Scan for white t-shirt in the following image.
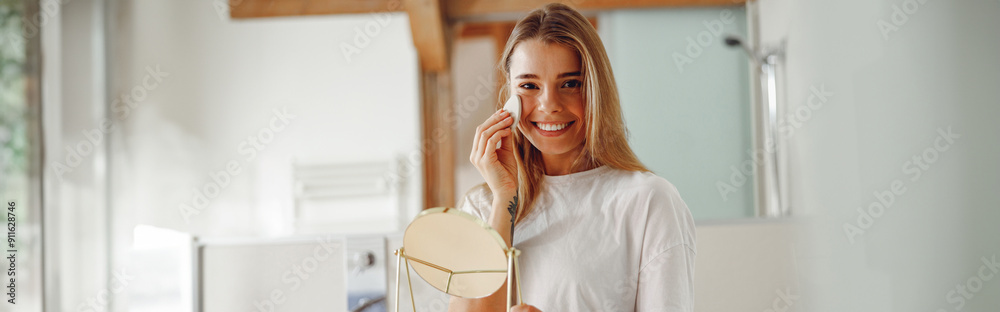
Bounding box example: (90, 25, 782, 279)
(458, 165, 697, 311)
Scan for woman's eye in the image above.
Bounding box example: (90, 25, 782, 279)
(562, 80, 582, 88)
(519, 83, 539, 90)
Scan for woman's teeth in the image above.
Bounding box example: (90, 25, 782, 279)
(536, 122, 571, 131)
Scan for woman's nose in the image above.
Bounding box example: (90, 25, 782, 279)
(536, 88, 562, 113)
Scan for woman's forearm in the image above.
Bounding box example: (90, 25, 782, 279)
(449, 197, 517, 312)
(489, 193, 517, 247)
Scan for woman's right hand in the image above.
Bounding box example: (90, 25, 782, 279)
(470, 109, 518, 200)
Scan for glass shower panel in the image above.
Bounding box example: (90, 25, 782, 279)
(600, 6, 754, 220)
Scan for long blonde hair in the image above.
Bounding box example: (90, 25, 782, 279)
(497, 3, 650, 223)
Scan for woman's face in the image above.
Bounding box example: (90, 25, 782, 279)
(509, 39, 587, 160)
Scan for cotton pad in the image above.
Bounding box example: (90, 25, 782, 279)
(497, 95, 521, 149)
(503, 94, 521, 130)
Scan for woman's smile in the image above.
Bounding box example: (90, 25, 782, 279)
(531, 120, 575, 136)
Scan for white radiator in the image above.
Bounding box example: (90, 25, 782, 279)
(292, 157, 408, 234)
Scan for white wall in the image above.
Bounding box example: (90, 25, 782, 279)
(451, 38, 499, 205)
(109, 0, 421, 234)
(766, 0, 1000, 310)
(694, 219, 801, 312)
(106, 1, 422, 308)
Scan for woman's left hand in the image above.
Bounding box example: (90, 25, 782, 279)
(511, 304, 543, 312)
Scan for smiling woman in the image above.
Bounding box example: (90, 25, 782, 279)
(455, 3, 696, 312)
(508, 40, 588, 175)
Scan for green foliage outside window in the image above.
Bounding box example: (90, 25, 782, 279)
(0, 0, 27, 189)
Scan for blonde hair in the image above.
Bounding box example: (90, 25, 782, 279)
(496, 3, 650, 223)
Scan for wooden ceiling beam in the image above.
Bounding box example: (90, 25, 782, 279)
(228, 0, 743, 19)
(229, 0, 403, 19)
(446, 0, 745, 20)
(457, 17, 597, 62)
(404, 0, 449, 72)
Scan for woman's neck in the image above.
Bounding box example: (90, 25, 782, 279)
(541, 146, 593, 176)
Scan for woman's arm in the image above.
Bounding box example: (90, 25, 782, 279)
(448, 194, 517, 312)
(634, 179, 697, 311)
(634, 244, 696, 311)
(459, 106, 529, 311)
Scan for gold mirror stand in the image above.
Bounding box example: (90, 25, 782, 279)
(393, 247, 523, 312)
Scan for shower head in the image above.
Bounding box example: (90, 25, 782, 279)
(724, 35, 758, 64)
(724, 35, 743, 47)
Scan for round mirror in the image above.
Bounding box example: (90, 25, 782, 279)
(402, 207, 509, 298)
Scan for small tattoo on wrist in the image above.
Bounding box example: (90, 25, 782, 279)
(507, 195, 518, 242)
